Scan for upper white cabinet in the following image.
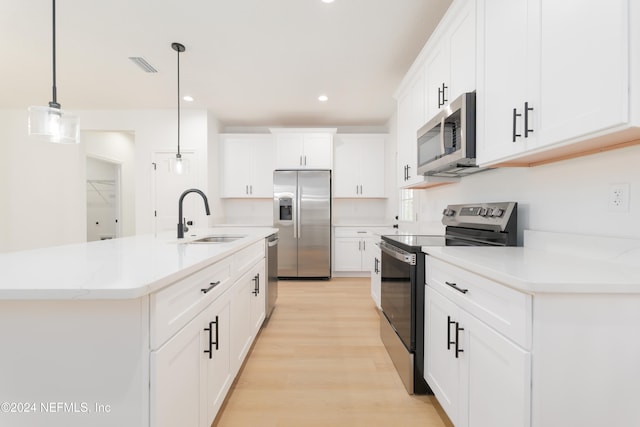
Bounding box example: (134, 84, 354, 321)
(272, 129, 335, 169)
(477, 0, 639, 166)
(334, 134, 386, 198)
(395, 0, 474, 189)
(220, 134, 275, 198)
(397, 72, 425, 187)
(424, 0, 477, 121)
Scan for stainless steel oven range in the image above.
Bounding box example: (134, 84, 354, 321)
(379, 202, 517, 394)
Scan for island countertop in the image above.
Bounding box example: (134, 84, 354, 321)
(0, 227, 277, 300)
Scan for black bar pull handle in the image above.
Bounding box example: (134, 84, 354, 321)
(201, 280, 221, 294)
(445, 281, 469, 294)
(441, 82, 448, 106)
(447, 315, 456, 350)
(203, 316, 219, 359)
(512, 108, 522, 142)
(455, 322, 464, 358)
(252, 274, 260, 296)
(524, 102, 534, 137)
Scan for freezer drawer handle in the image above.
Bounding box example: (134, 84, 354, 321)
(445, 281, 468, 294)
(201, 280, 221, 294)
(203, 316, 219, 359)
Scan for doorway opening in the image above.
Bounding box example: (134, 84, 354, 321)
(86, 157, 121, 242)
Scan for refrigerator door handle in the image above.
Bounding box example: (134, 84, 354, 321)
(296, 184, 302, 239)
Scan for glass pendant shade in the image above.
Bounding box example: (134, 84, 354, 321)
(175, 153, 184, 174)
(28, 106, 79, 144)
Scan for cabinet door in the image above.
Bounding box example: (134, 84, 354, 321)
(397, 72, 425, 186)
(151, 309, 208, 427)
(203, 297, 233, 425)
(230, 272, 253, 376)
(333, 238, 364, 271)
(221, 137, 251, 197)
(249, 137, 275, 197)
(333, 136, 361, 197)
(358, 136, 386, 198)
(538, 0, 629, 147)
(370, 243, 382, 308)
(275, 134, 305, 168)
(424, 42, 450, 121)
(250, 261, 266, 334)
(424, 286, 461, 426)
(476, 0, 537, 165)
(459, 310, 531, 427)
(303, 134, 333, 169)
(448, 0, 477, 101)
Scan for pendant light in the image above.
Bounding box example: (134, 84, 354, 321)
(28, 0, 79, 144)
(172, 42, 186, 174)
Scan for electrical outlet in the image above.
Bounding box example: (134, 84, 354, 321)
(608, 183, 630, 212)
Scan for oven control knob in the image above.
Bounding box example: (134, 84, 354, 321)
(442, 208, 456, 217)
(479, 207, 488, 216)
(491, 208, 504, 218)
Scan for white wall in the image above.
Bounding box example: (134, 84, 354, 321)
(0, 108, 211, 253)
(0, 110, 85, 252)
(406, 143, 640, 241)
(79, 109, 211, 236)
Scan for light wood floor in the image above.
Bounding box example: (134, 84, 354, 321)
(213, 277, 453, 427)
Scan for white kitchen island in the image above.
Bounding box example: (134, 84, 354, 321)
(422, 230, 640, 427)
(0, 227, 276, 427)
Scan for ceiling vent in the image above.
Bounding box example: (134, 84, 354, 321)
(128, 57, 158, 73)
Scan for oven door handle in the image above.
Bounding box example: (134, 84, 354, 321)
(379, 241, 416, 265)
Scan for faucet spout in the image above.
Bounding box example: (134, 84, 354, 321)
(177, 188, 211, 238)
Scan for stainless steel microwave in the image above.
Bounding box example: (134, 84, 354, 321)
(416, 92, 481, 177)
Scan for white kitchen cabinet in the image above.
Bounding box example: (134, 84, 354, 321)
(249, 260, 266, 334)
(370, 239, 381, 308)
(151, 294, 232, 427)
(477, 0, 638, 166)
(334, 227, 383, 274)
(272, 129, 335, 169)
(220, 134, 275, 198)
(425, 256, 532, 427)
(333, 134, 386, 198)
(424, 0, 476, 121)
(396, 71, 425, 187)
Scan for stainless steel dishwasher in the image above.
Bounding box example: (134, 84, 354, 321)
(265, 233, 278, 319)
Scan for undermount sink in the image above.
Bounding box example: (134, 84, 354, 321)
(188, 235, 246, 243)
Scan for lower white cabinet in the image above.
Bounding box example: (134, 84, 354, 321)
(151, 294, 232, 427)
(370, 241, 381, 308)
(231, 259, 266, 375)
(333, 227, 385, 274)
(425, 256, 531, 427)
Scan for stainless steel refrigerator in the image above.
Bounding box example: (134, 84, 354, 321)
(273, 170, 331, 279)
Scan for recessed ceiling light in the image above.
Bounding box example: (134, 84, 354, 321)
(322, 0, 335, 3)
(183, 95, 194, 102)
(318, 95, 329, 102)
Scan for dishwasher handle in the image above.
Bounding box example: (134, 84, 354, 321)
(267, 237, 279, 247)
(379, 241, 416, 265)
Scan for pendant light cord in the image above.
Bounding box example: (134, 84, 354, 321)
(176, 46, 181, 156)
(50, 0, 60, 108)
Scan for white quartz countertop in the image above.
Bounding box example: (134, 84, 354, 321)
(0, 227, 277, 300)
(423, 245, 640, 294)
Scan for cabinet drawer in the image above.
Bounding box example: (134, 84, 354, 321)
(334, 227, 372, 238)
(233, 240, 265, 276)
(151, 258, 232, 349)
(426, 256, 532, 349)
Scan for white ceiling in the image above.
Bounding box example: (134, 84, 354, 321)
(0, 0, 452, 128)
